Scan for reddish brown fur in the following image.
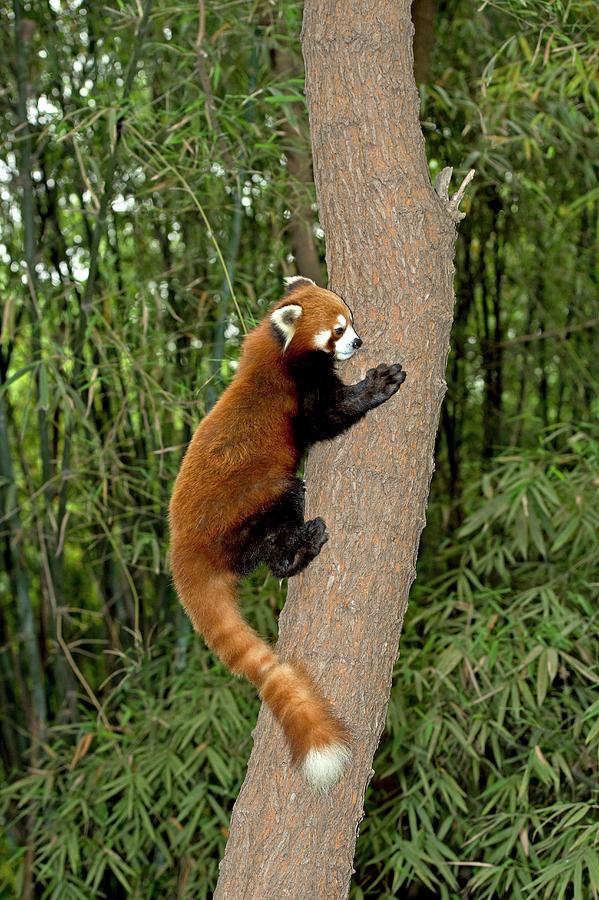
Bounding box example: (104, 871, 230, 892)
(169, 284, 351, 769)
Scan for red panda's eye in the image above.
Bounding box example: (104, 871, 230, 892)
(334, 326, 345, 336)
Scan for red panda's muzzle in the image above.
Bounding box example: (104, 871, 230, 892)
(335, 326, 362, 361)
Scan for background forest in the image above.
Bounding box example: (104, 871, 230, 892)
(1, 0, 598, 897)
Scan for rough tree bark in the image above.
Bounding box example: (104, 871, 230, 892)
(214, 2, 473, 897)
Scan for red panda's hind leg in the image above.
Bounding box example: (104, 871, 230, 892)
(229, 479, 328, 578)
(267, 517, 329, 577)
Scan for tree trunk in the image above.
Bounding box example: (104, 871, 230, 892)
(412, 0, 437, 84)
(214, 2, 472, 897)
(273, 45, 324, 285)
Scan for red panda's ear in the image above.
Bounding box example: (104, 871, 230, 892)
(283, 276, 316, 295)
(271, 304, 302, 351)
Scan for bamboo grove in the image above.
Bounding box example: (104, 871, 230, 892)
(0, 0, 597, 896)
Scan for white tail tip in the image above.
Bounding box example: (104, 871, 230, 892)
(301, 743, 351, 794)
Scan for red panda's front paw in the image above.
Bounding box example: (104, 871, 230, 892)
(365, 363, 406, 407)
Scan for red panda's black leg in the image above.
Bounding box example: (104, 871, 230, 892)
(335, 364, 406, 419)
(266, 517, 329, 578)
(296, 362, 406, 444)
(229, 479, 326, 577)
(228, 480, 328, 579)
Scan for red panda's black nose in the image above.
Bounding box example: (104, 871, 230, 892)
(352, 336, 363, 349)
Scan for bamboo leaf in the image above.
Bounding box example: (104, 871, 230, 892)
(537, 649, 549, 706)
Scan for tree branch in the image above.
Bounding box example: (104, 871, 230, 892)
(498, 317, 599, 348)
(435, 166, 476, 222)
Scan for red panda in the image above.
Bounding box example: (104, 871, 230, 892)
(169, 277, 405, 791)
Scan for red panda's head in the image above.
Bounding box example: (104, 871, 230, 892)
(270, 277, 362, 362)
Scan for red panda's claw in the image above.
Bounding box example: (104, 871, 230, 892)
(304, 517, 329, 553)
(365, 363, 406, 402)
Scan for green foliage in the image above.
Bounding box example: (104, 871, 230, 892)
(2, 433, 598, 897)
(1, 640, 258, 898)
(353, 428, 599, 897)
(0, 0, 313, 743)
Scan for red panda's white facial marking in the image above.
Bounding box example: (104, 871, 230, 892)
(334, 321, 361, 361)
(334, 314, 347, 335)
(312, 314, 361, 359)
(313, 329, 332, 350)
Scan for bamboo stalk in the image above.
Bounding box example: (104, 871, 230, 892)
(0, 389, 47, 740)
(13, 0, 79, 718)
(206, 187, 244, 411)
(55, 0, 154, 647)
(10, 0, 50, 742)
